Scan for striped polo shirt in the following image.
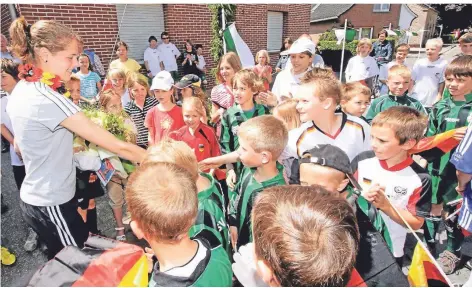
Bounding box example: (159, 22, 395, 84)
(124, 96, 158, 147)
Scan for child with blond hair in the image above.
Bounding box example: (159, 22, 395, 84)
(253, 49, 272, 91)
(345, 38, 379, 84)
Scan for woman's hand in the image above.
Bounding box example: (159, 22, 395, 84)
(226, 169, 237, 190)
(258, 91, 278, 107)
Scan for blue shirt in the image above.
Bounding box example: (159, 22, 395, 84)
(450, 122, 472, 232)
(75, 71, 101, 99)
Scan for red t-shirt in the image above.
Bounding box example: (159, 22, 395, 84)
(145, 105, 185, 145)
(170, 123, 226, 180)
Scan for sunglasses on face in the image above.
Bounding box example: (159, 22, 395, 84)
(162, 37, 169, 40)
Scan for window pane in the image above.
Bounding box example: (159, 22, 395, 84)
(361, 28, 371, 38)
(381, 4, 390, 11)
(267, 11, 283, 51)
(373, 4, 381, 11)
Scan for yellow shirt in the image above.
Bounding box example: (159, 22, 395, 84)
(109, 58, 142, 76)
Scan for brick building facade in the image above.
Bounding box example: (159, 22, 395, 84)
(1, 4, 311, 88)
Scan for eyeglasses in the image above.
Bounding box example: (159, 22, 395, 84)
(162, 37, 169, 40)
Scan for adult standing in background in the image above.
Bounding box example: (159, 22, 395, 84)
(1, 34, 20, 63)
(371, 30, 393, 67)
(158, 31, 180, 80)
(144, 35, 164, 79)
(275, 37, 293, 72)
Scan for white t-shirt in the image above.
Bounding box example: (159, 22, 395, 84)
(345, 55, 379, 83)
(411, 57, 448, 107)
(6, 81, 81, 206)
(197, 55, 206, 71)
(144, 47, 162, 77)
(157, 43, 181, 72)
(280, 111, 371, 161)
(271, 68, 310, 103)
(0, 94, 24, 166)
(121, 89, 131, 108)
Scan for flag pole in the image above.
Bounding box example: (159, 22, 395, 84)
(339, 18, 348, 82)
(418, 28, 424, 60)
(222, 7, 227, 54)
(389, 22, 392, 31)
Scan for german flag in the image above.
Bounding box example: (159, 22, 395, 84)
(27, 235, 148, 287)
(409, 129, 460, 161)
(408, 244, 450, 287)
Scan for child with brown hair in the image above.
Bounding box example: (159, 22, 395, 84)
(458, 32, 472, 56)
(124, 73, 158, 149)
(366, 65, 426, 123)
(251, 185, 359, 286)
(145, 70, 185, 145)
(423, 55, 472, 274)
(352, 106, 432, 266)
(144, 139, 230, 254)
(220, 69, 270, 193)
(253, 49, 272, 91)
(345, 38, 379, 84)
(75, 53, 102, 101)
(341, 82, 371, 119)
(126, 162, 232, 287)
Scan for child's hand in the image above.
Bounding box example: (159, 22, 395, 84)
(226, 169, 237, 190)
(453, 127, 468, 141)
(199, 157, 223, 171)
(258, 91, 278, 107)
(89, 173, 98, 183)
(230, 226, 238, 251)
(144, 247, 155, 273)
(364, 183, 389, 210)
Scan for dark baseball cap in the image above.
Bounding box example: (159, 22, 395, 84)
(300, 144, 352, 175)
(175, 74, 201, 89)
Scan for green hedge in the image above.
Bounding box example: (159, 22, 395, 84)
(317, 31, 396, 55)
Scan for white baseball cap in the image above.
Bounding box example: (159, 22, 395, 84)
(150, 71, 174, 91)
(280, 38, 316, 56)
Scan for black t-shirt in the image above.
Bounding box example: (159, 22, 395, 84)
(182, 49, 199, 76)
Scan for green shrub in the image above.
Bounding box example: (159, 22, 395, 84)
(317, 30, 396, 55)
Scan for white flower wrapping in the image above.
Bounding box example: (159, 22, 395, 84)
(232, 243, 268, 287)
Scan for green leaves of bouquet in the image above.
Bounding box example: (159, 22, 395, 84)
(83, 106, 136, 144)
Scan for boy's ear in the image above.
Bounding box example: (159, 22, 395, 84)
(322, 97, 335, 110)
(337, 178, 350, 192)
(401, 138, 417, 151)
(261, 151, 272, 164)
(130, 220, 145, 240)
(256, 259, 281, 287)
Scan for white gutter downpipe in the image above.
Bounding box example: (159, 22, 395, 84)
(8, 4, 18, 20)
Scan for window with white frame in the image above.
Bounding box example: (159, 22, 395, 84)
(355, 27, 373, 40)
(267, 11, 283, 52)
(373, 4, 390, 12)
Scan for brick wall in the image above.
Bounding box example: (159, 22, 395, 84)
(340, 4, 401, 37)
(163, 4, 215, 87)
(1, 4, 14, 38)
(310, 20, 338, 35)
(234, 4, 311, 68)
(13, 4, 118, 69)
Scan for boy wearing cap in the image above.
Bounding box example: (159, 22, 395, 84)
(144, 35, 164, 78)
(299, 144, 409, 286)
(145, 71, 185, 145)
(351, 106, 432, 266)
(270, 38, 315, 103)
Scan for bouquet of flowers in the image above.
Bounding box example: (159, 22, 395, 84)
(73, 106, 137, 181)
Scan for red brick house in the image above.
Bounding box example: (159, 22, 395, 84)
(1, 4, 311, 86)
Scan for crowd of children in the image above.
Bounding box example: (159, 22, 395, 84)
(2, 17, 472, 286)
